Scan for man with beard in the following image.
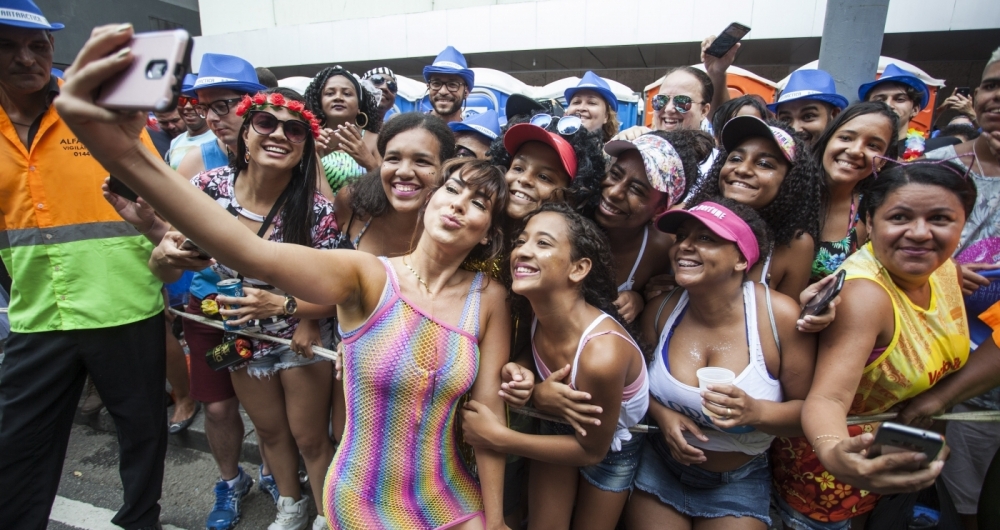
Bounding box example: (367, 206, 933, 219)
(423, 46, 474, 124)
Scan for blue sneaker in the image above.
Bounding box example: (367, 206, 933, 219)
(259, 468, 279, 505)
(206, 467, 253, 530)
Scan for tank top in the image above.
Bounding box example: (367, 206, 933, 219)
(648, 282, 782, 455)
(773, 242, 970, 522)
(530, 313, 649, 452)
(200, 139, 229, 171)
(321, 137, 366, 195)
(811, 197, 861, 282)
(617, 226, 648, 292)
(324, 257, 484, 530)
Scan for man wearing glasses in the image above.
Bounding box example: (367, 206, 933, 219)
(165, 74, 214, 169)
(422, 46, 475, 124)
(362, 66, 398, 122)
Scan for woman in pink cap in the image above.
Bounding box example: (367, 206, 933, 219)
(627, 198, 816, 529)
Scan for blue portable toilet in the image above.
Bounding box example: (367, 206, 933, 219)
(533, 76, 641, 131)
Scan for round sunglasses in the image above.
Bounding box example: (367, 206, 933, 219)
(248, 111, 310, 144)
(529, 113, 583, 135)
(367, 74, 398, 94)
(651, 94, 698, 113)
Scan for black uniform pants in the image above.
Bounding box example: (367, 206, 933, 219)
(0, 313, 167, 529)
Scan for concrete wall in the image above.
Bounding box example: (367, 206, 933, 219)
(35, 0, 201, 67)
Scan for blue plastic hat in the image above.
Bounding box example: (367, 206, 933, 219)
(768, 69, 849, 112)
(423, 46, 475, 89)
(0, 0, 63, 30)
(564, 71, 617, 110)
(193, 54, 266, 95)
(180, 73, 198, 97)
(858, 63, 930, 110)
(449, 109, 501, 141)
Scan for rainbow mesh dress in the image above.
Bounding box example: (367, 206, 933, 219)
(323, 257, 485, 529)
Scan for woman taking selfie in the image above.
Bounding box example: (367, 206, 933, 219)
(462, 203, 648, 530)
(56, 26, 510, 530)
(627, 198, 816, 529)
(772, 160, 975, 529)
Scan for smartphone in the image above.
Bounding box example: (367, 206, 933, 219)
(705, 22, 751, 58)
(107, 175, 139, 202)
(96, 29, 192, 112)
(799, 270, 846, 319)
(869, 422, 946, 466)
(181, 238, 212, 260)
(955, 87, 972, 98)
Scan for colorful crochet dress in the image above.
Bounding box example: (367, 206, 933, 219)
(324, 257, 485, 529)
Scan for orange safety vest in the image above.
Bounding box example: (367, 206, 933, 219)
(0, 81, 162, 332)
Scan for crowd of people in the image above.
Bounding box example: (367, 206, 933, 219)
(1, 1, 1000, 529)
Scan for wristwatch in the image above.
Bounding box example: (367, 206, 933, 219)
(282, 294, 298, 317)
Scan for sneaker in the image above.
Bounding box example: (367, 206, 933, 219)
(311, 516, 327, 530)
(268, 495, 310, 530)
(80, 376, 104, 414)
(206, 467, 254, 530)
(259, 468, 279, 505)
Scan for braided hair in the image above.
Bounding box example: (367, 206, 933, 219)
(304, 66, 383, 133)
(690, 119, 821, 247)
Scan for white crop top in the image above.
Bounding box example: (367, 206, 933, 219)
(532, 313, 649, 452)
(648, 282, 782, 455)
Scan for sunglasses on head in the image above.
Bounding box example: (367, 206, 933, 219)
(651, 94, 696, 113)
(529, 113, 583, 136)
(367, 74, 398, 94)
(248, 111, 311, 144)
(178, 96, 198, 107)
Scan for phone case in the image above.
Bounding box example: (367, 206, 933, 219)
(96, 29, 192, 112)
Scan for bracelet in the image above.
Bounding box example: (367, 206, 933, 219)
(811, 435, 842, 450)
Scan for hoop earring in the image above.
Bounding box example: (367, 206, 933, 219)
(244, 151, 250, 164)
(356, 112, 368, 129)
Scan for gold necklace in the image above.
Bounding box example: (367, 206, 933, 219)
(402, 254, 430, 292)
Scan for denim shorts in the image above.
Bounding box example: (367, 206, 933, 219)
(633, 432, 772, 525)
(539, 419, 642, 493)
(770, 494, 850, 530)
(246, 344, 328, 379)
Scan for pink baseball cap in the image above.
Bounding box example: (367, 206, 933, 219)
(655, 201, 760, 268)
(503, 123, 578, 179)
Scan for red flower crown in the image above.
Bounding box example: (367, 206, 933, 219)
(235, 92, 322, 139)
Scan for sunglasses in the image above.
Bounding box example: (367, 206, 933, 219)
(529, 113, 583, 135)
(367, 74, 398, 94)
(651, 94, 697, 113)
(249, 111, 311, 144)
(195, 97, 244, 119)
(177, 95, 198, 107)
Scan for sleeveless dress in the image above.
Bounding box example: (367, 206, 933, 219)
(324, 257, 485, 530)
(772, 243, 969, 523)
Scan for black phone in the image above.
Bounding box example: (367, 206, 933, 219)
(800, 270, 846, 319)
(107, 175, 139, 202)
(955, 87, 972, 98)
(181, 238, 212, 260)
(869, 422, 946, 467)
(705, 22, 751, 58)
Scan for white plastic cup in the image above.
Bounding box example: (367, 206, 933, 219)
(696, 367, 735, 418)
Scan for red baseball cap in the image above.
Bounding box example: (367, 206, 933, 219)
(503, 123, 578, 179)
(655, 201, 760, 268)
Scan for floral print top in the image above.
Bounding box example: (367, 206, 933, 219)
(190, 166, 343, 360)
(810, 203, 861, 283)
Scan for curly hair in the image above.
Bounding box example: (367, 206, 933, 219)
(348, 113, 456, 219)
(233, 87, 318, 248)
(690, 119, 821, 247)
(516, 202, 649, 359)
(647, 129, 717, 198)
(304, 66, 382, 133)
(684, 196, 772, 266)
(486, 110, 607, 218)
(711, 95, 772, 143)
